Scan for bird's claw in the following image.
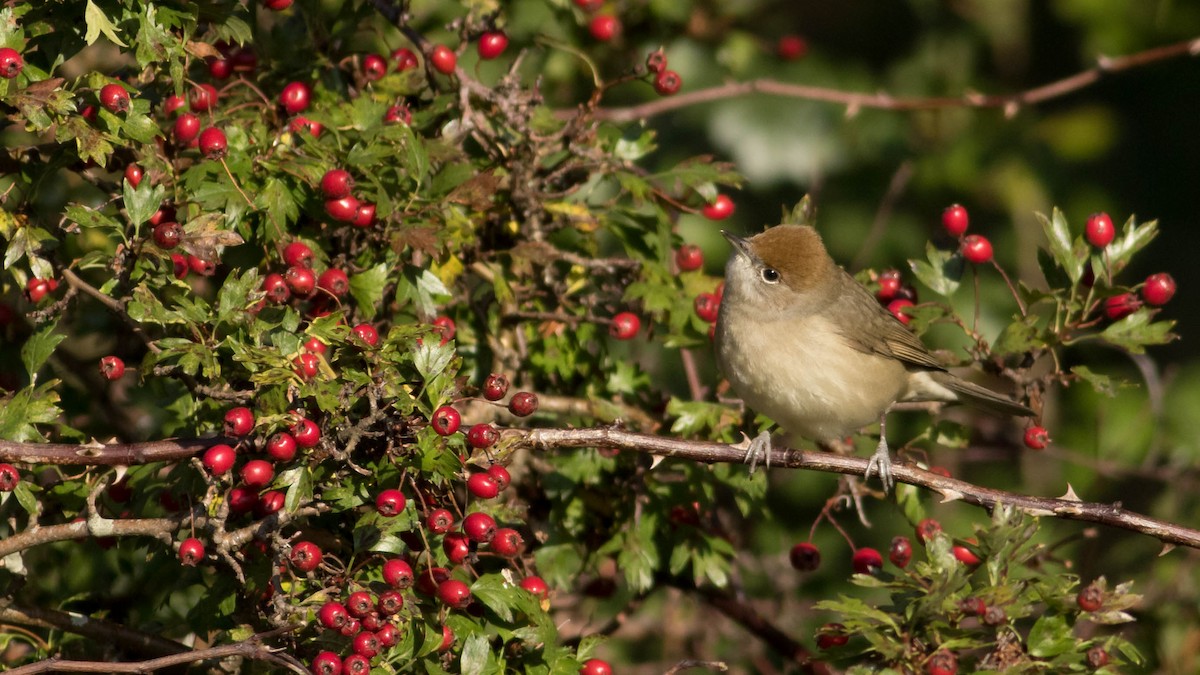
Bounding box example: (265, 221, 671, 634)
(864, 438, 895, 494)
(741, 430, 773, 474)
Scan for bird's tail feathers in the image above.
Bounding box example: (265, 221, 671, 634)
(931, 372, 1034, 418)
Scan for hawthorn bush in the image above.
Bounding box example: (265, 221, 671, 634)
(1, 1, 1198, 673)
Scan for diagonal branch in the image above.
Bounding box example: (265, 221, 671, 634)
(0, 437, 219, 465)
(591, 36, 1200, 123)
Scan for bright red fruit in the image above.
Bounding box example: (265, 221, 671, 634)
(815, 623, 849, 649)
(262, 273, 289, 303)
(99, 356, 125, 380)
(588, 15, 620, 41)
(431, 406, 461, 435)
(437, 579, 472, 609)
(0, 464, 19, 492)
(942, 204, 969, 236)
(483, 373, 509, 401)
(702, 194, 735, 220)
(466, 423, 498, 449)
(439, 624, 455, 651)
(362, 54, 387, 81)
(1086, 212, 1115, 248)
(961, 234, 993, 264)
(178, 538, 205, 566)
(694, 292, 720, 323)
(467, 472, 500, 499)
(1142, 272, 1176, 306)
(1077, 583, 1103, 612)
(1023, 425, 1050, 450)
(376, 488, 407, 516)
(443, 532, 471, 564)
(478, 31, 508, 60)
(290, 116, 323, 137)
(653, 70, 681, 96)
(889, 535, 913, 568)
(318, 601, 348, 630)
(173, 113, 201, 143)
(291, 416, 321, 447)
(162, 94, 186, 115)
(310, 651, 341, 675)
(384, 103, 411, 125)
(282, 241, 313, 268)
(320, 169, 354, 200)
(189, 83, 219, 112)
(241, 459, 273, 488)
(508, 392, 538, 417)
(486, 464, 511, 490)
(490, 527, 523, 556)
(317, 268, 349, 297)
(265, 432, 296, 462)
(789, 542, 820, 571)
(887, 298, 915, 325)
(352, 202, 376, 228)
(223, 407, 254, 436)
(124, 163, 143, 188)
(609, 312, 640, 340)
(325, 196, 360, 222)
(776, 35, 808, 60)
(392, 47, 419, 71)
(293, 352, 321, 380)
(952, 544, 982, 566)
(202, 444, 236, 475)
(520, 575, 549, 599)
(383, 558, 414, 588)
(927, 650, 958, 675)
(352, 323, 379, 347)
(430, 44, 457, 74)
(0, 47, 24, 79)
(228, 486, 258, 514)
(285, 265, 316, 297)
(427, 508, 455, 534)
(99, 83, 130, 113)
(462, 512, 497, 543)
(279, 81, 311, 114)
(152, 221, 182, 249)
(1104, 293, 1141, 320)
(171, 253, 189, 280)
(256, 490, 285, 516)
(852, 547, 883, 575)
(915, 518, 942, 543)
(433, 316, 456, 342)
(675, 244, 703, 272)
(290, 541, 322, 572)
(579, 658, 614, 675)
(378, 589, 404, 615)
(265, 0, 293, 8)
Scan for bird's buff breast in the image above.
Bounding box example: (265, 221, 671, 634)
(716, 312, 906, 440)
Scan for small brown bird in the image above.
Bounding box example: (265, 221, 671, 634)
(715, 224, 1033, 491)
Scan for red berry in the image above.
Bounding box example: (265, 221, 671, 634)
(1104, 293, 1141, 321)
(202, 444, 236, 475)
(376, 488, 407, 517)
(208, 57, 232, 80)
(609, 312, 640, 340)
(588, 15, 620, 41)
(852, 547, 883, 575)
(171, 253, 189, 280)
(646, 50, 668, 73)
(694, 292, 720, 323)
(490, 528, 524, 557)
(377, 623, 399, 647)
(265, 0, 294, 9)
(223, 407, 254, 437)
(443, 532, 471, 564)
(325, 196, 360, 222)
(352, 323, 379, 347)
(228, 486, 258, 514)
(887, 298, 915, 325)
(467, 472, 500, 500)
(162, 94, 186, 115)
(279, 81, 311, 114)
(124, 163, 143, 188)
(789, 542, 820, 571)
(0, 464, 20, 492)
(876, 269, 902, 302)
(352, 202, 376, 228)
(377, 589, 404, 615)
(1086, 646, 1110, 668)
(915, 518, 942, 543)
(520, 575, 549, 599)
(292, 416, 321, 447)
(362, 53, 387, 81)
(437, 578, 472, 609)
(152, 221, 182, 249)
(926, 650, 958, 675)
(343, 654, 369, 675)
(653, 70, 681, 96)
(1142, 272, 1176, 306)
(1077, 583, 1103, 612)
(99, 355, 125, 380)
(815, 622, 849, 649)
(382, 558, 414, 588)
(25, 278, 53, 303)
(346, 591, 373, 618)
(959, 596, 986, 616)
(889, 535, 913, 568)
(483, 373, 509, 401)
(430, 44, 457, 75)
(702, 194, 735, 220)
(478, 31, 508, 60)
(1023, 425, 1050, 450)
(466, 423, 498, 449)
(303, 336, 327, 355)
(203, 127, 240, 161)
(317, 268, 349, 297)
(942, 204, 969, 237)
(675, 244, 703, 272)
(291, 541, 323, 572)
(283, 242, 314, 268)
(384, 103, 412, 125)
(961, 234, 993, 264)
(99, 83, 131, 114)
(241, 459, 274, 488)
(952, 544, 981, 566)
(290, 116, 323, 137)
(189, 83, 218, 112)
(262, 273, 289, 303)
(427, 508, 455, 534)
(463, 512, 497, 543)
(179, 537, 205, 566)
(320, 169, 354, 201)
(486, 464, 511, 490)
(173, 113, 201, 143)
(776, 35, 808, 60)
(392, 47, 419, 71)
(256, 490, 285, 516)
(1086, 212, 1115, 248)
(318, 601, 349, 630)
(508, 392, 538, 417)
(340, 619, 361, 638)
(439, 623, 455, 651)
(0, 47, 24, 79)
(431, 406, 461, 435)
(433, 316, 456, 343)
(310, 651, 341, 675)
(285, 265, 316, 297)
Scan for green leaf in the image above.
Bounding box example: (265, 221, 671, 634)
(0, 383, 62, 442)
(123, 180, 165, 230)
(1037, 208, 1085, 283)
(216, 268, 260, 323)
(20, 319, 65, 383)
(1071, 365, 1123, 397)
(1106, 216, 1158, 271)
(84, 0, 127, 47)
(349, 263, 388, 320)
(1027, 615, 1074, 657)
(908, 242, 964, 296)
(993, 314, 1046, 355)
(459, 632, 490, 675)
(471, 574, 516, 622)
(13, 480, 40, 517)
(1099, 310, 1176, 354)
(282, 466, 313, 513)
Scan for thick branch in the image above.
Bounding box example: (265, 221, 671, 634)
(0, 605, 187, 660)
(0, 515, 184, 558)
(592, 37, 1200, 123)
(516, 427, 1200, 550)
(0, 437, 219, 465)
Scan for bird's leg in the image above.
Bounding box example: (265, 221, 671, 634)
(743, 430, 773, 473)
(863, 412, 895, 493)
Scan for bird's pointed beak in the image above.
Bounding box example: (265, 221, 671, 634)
(721, 230, 753, 258)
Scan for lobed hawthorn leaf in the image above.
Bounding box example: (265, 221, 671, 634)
(909, 241, 964, 296)
(1099, 310, 1177, 354)
(1036, 208, 1087, 283)
(459, 632, 491, 675)
(122, 178, 164, 231)
(20, 319, 65, 383)
(1107, 215, 1158, 272)
(1071, 365, 1123, 397)
(349, 263, 388, 320)
(0, 382, 61, 442)
(84, 0, 127, 47)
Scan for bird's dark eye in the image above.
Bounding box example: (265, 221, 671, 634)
(760, 267, 780, 283)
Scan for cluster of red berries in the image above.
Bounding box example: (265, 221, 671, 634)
(320, 168, 377, 228)
(25, 276, 59, 303)
(941, 204, 993, 264)
(308, 562, 414, 674)
(644, 48, 681, 96)
(874, 268, 920, 325)
(199, 407, 321, 514)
